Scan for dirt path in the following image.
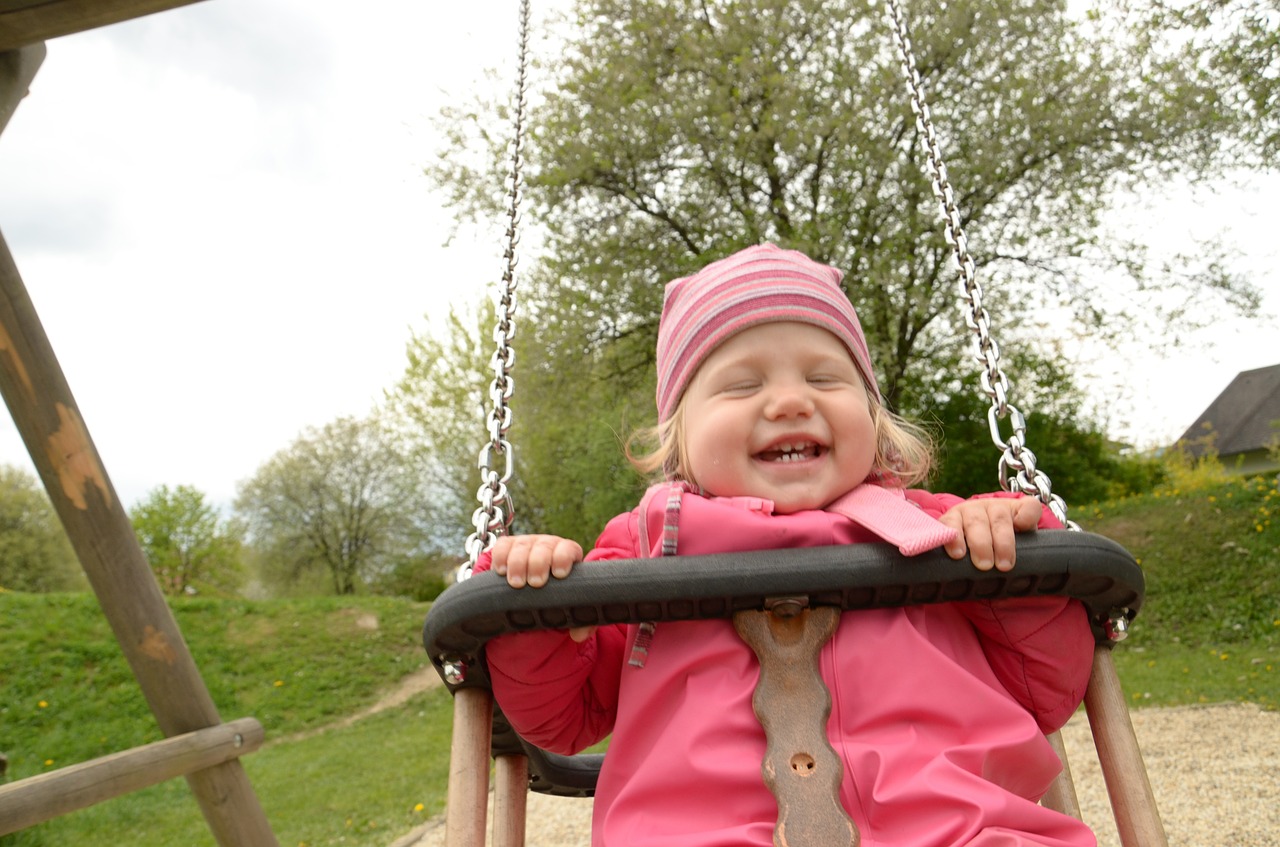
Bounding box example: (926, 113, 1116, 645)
(394, 702, 1280, 847)
(268, 666, 442, 748)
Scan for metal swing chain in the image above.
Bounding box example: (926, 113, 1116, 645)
(882, 0, 1076, 530)
(461, 0, 533, 578)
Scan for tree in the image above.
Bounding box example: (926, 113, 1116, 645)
(129, 484, 243, 596)
(1141, 0, 1280, 159)
(924, 355, 1166, 505)
(0, 464, 83, 592)
(390, 299, 652, 547)
(423, 0, 1258, 537)
(234, 415, 433, 595)
(385, 303, 493, 556)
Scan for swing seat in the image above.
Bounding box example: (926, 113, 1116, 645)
(423, 531, 1166, 845)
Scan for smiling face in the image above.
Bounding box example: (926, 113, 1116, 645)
(679, 322, 878, 514)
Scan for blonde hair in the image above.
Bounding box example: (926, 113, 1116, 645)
(627, 387, 936, 491)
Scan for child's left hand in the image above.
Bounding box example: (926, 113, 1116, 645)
(939, 497, 1043, 572)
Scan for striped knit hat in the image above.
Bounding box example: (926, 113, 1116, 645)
(655, 243, 879, 422)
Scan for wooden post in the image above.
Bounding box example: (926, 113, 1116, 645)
(492, 754, 529, 847)
(1084, 647, 1168, 847)
(446, 687, 494, 847)
(1041, 730, 1083, 820)
(1, 45, 44, 135)
(0, 196, 278, 842)
(0, 717, 265, 834)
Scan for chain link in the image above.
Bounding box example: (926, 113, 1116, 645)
(882, 0, 1076, 529)
(460, 0, 533, 577)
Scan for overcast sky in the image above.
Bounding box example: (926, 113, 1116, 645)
(1, 0, 1276, 517)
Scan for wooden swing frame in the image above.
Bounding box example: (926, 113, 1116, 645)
(1, 4, 277, 844)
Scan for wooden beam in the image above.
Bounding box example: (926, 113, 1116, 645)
(0, 43, 43, 137)
(1084, 648, 1169, 847)
(0, 232, 279, 846)
(1042, 729, 1083, 820)
(492, 755, 529, 847)
(446, 688, 494, 847)
(0, 0, 209, 51)
(0, 718, 265, 835)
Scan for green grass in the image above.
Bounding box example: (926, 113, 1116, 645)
(1083, 472, 1280, 709)
(2, 689, 454, 847)
(0, 594, 444, 847)
(1, 472, 1276, 844)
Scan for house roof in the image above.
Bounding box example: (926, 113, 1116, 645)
(1179, 363, 1280, 457)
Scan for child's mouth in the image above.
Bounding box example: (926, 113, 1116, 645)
(756, 441, 824, 463)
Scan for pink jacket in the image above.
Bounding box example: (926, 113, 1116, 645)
(481, 487, 1096, 847)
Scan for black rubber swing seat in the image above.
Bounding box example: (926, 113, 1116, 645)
(422, 530, 1143, 797)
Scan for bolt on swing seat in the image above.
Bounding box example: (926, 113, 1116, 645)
(421, 1, 1170, 845)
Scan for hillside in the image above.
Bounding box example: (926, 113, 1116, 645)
(0, 595, 450, 846)
(1084, 473, 1278, 709)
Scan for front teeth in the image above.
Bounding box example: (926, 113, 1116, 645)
(769, 442, 815, 462)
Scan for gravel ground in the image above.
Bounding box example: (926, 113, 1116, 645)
(396, 702, 1279, 847)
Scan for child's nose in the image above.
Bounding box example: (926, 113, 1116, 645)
(764, 381, 815, 419)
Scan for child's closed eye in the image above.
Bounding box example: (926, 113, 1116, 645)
(714, 374, 762, 395)
(806, 372, 855, 388)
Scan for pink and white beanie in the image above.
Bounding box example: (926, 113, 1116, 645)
(655, 243, 879, 422)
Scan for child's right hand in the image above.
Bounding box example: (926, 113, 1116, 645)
(491, 534, 584, 589)
(490, 534, 594, 642)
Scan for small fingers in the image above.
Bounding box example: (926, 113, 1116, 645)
(985, 502, 1020, 572)
(940, 500, 1037, 572)
(491, 535, 583, 589)
(1012, 497, 1044, 531)
(940, 510, 969, 561)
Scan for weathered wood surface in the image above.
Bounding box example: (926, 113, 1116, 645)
(0, 718, 265, 835)
(1085, 648, 1170, 847)
(445, 687, 495, 847)
(0, 43, 42, 136)
(0, 230, 278, 844)
(0, 0, 206, 50)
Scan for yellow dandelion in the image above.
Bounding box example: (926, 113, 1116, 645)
(414, 803, 425, 813)
(273, 680, 284, 688)
(38, 700, 48, 708)
(44, 759, 54, 766)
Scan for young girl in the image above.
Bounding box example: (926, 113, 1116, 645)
(477, 244, 1096, 846)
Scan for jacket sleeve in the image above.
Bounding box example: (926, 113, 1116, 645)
(476, 511, 640, 754)
(908, 489, 1095, 734)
